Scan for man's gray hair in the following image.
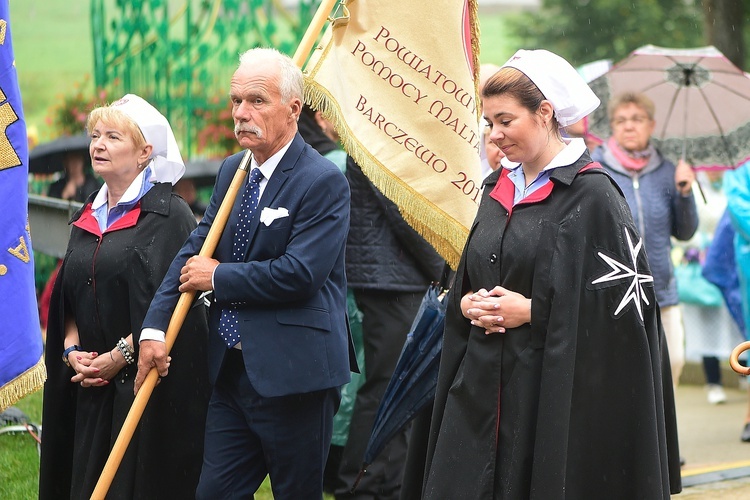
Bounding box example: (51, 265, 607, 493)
(238, 47, 303, 104)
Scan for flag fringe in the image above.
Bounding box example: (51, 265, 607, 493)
(0, 356, 46, 412)
(303, 0, 482, 269)
(305, 81, 466, 269)
(468, 0, 481, 113)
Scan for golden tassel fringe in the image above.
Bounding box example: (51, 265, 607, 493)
(0, 356, 46, 412)
(303, 4, 483, 269)
(305, 81, 467, 269)
(468, 0, 482, 122)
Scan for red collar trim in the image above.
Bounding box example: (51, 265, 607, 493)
(489, 169, 516, 215)
(579, 161, 602, 173)
(488, 162, 602, 214)
(489, 168, 555, 215)
(72, 202, 142, 236)
(72, 204, 101, 236)
(517, 181, 554, 206)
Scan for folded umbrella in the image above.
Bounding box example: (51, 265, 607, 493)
(358, 283, 446, 477)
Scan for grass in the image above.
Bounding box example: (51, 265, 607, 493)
(0, 389, 42, 500)
(10, 1, 93, 143)
(478, 11, 521, 66)
(0, 388, 281, 499)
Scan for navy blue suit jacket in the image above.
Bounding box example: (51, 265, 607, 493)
(143, 133, 352, 397)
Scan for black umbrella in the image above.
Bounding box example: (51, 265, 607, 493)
(28, 133, 91, 175)
(355, 284, 446, 487)
(183, 158, 221, 188)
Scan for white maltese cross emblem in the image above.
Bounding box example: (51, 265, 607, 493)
(591, 228, 654, 321)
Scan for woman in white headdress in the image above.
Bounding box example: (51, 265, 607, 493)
(421, 51, 681, 499)
(40, 95, 210, 500)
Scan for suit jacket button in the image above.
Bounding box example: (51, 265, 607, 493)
(489, 253, 498, 264)
(86, 278, 93, 285)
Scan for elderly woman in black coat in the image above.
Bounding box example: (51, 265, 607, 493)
(40, 94, 210, 500)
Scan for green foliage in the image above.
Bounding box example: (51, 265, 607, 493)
(33, 252, 59, 302)
(0, 390, 43, 500)
(195, 96, 240, 159)
(90, 0, 318, 158)
(505, 0, 705, 66)
(10, 1, 94, 142)
(478, 13, 523, 66)
(45, 75, 111, 137)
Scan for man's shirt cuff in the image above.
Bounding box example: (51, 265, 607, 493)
(140, 328, 166, 343)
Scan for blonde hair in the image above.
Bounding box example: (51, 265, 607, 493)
(86, 106, 147, 149)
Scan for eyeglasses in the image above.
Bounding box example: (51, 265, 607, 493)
(611, 115, 650, 127)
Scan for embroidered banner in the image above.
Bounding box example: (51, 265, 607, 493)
(303, 0, 481, 267)
(0, 0, 46, 411)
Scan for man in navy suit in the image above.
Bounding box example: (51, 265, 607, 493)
(135, 47, 352, 499)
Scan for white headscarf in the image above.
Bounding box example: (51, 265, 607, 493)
(501, 49, 600, 127)
(110, 94, 185, 184)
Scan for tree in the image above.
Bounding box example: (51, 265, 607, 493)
(702, 0, 745, 69)
(506, 0, 706, 67)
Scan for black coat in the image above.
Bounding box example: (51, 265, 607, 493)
(423, 156, 681, 499)
(345, 157, 444, 291)
(40, 183, 210, 500)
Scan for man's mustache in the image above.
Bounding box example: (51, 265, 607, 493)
(234, 124, 263, 138)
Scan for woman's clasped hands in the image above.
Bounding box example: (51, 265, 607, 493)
(70, 347, 174, 388)
(69, 348, 132, 388)
(461, 286, 532, 335)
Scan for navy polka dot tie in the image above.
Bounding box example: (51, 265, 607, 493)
(218, 167, 264, 349)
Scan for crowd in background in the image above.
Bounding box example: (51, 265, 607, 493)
(23, 46, 750, 499)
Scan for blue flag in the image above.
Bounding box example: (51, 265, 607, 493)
(0, 0, 46, 411)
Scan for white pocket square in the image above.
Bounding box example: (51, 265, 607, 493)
(260, 207, 289, 226)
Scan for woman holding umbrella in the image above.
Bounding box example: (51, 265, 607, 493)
(39, 94, 210, 499)
(592, 92, 699, 390)
(422, 50, 681, 499)
(47, 150, 101, 203)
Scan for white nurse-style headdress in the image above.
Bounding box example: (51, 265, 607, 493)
(110, 94, 185, 185)
(502, 49, 600, 127)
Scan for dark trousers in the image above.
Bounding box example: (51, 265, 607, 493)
(335, 289, 424, 500)
(196, 348, 339, 500)
(702, 355, 722, 385)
